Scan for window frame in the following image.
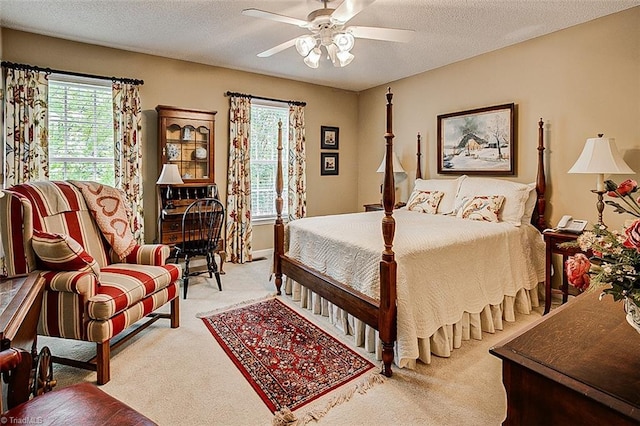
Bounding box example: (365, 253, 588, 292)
(47, 74, 115, 185)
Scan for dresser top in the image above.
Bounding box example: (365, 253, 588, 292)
(492, 291, 640, 416)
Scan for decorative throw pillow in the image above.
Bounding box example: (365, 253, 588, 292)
(413, 176, 465, 214)
(32, 229, 101, 277)
(407, 190, 444, 214)
(455, 195, 505, 222)
(455, 177, 531, 226)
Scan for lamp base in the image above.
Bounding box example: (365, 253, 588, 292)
(591, 189, 606, 228)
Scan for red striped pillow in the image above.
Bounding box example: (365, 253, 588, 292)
(32, 230, 101, 277)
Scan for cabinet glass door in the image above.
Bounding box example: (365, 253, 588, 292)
(164, 121, 210, 181)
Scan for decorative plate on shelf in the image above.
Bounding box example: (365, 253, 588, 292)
(166, 143, 180, 160)
(194, 147, 207, 159)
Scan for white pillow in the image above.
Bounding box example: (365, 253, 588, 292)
(413, 176, 465, 214)
(455, 177, 532, 226)
(522, 183, 538, 225)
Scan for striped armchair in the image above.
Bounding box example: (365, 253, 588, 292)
(0, 181, 180, 385)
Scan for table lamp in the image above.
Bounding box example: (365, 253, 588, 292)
(377, 151, 406, 203)
(568, 134, 635, 226)
(156, 164, 184, 209)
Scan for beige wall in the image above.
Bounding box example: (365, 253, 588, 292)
(1, 29, 360, 249)
(359, 7, 640, 231)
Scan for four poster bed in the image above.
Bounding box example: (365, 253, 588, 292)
(273, 90, 547, 376)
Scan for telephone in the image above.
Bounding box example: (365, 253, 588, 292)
(556, 215, 588, 233)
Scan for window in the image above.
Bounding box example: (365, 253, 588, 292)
(250, 101, 288, 222)
(48, 76, 115, 185)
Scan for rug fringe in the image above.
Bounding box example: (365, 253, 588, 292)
(195, 293, 277, 318)
(272, 371, 385, 426)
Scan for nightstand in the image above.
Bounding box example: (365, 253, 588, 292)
(364, 203, 383, 212)
(542, 230, 589, 315)
(363, 202, 406, 212)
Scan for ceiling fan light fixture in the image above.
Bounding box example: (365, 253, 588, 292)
(336, 50, 354, 67)
(304, 47, 322, 68)
(295, 34, 316, 57)
(333, 32, 355, 52)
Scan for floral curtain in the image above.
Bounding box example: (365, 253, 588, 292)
(3, 67, 49, 186)
(226, 96, 253, 263)
(112, 82, 144, 243)
(288, 104, 306, 220)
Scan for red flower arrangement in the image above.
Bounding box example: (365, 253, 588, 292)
(565, 179, 640, 305)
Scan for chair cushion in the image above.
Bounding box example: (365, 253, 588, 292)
(32, 230, 101, 278)
(87, 264, 181, 320)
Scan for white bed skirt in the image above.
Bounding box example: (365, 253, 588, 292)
(284, 278, 541, 368)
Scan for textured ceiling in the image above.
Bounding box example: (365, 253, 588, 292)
(1, 0, 638, 91)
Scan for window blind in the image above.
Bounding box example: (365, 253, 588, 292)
(48, 77, 115, 185)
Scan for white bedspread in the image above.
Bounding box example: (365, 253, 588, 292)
(286, 209, 545, 366)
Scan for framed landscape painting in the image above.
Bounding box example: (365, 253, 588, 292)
(437, 103, 515, 175)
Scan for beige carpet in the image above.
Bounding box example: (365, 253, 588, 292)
(41, 256, 546, 425)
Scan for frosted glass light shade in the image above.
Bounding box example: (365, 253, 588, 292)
(336, 50, 354, 67)
(377, 151, 406, 174)
(333, 33, 355, 52)
(156, 164, 184, 185)
(304, 48, 321, 68)
(295, 35, 316, 57)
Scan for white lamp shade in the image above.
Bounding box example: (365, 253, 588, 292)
(377, 151, 406, 174)
(156, 164, 184, 185)
(568, 137, 634, 175)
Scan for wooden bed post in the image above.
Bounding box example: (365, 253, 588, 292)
(274, 120, 284, 295)
(416, 133, 422, 180)
(379, 88, 397, 377)
(535, 118, 547, 230)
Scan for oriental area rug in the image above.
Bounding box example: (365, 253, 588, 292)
(201, 297, 378, 414)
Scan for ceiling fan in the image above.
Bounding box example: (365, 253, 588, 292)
(242, 0, 415, 68)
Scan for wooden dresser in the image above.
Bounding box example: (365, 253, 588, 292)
(490, 291, 640, 425)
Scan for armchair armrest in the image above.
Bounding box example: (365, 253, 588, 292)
(0, 348, 32, 409)
(111, 244, 170, 266)
(40, 270, 98, 297)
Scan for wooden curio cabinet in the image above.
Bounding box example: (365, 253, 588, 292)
(157, 105, 216, 183)
(156, 105, 225, 271)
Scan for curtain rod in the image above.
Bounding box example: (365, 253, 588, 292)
(225, 91, 306, 107)
(1, 61, 144, 86)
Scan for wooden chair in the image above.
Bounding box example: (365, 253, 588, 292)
(0, 347, 156, 425)
(172, 198, 225, 298)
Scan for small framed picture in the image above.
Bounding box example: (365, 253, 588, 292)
(321, 126, 339, 150)
(321, 153, 339, 176)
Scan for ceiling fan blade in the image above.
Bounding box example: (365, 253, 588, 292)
(348, 26, 415, 43)
(257, 38, 298, 58)
(242, 8, 309, 28)
(331, 0, 377, 24)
